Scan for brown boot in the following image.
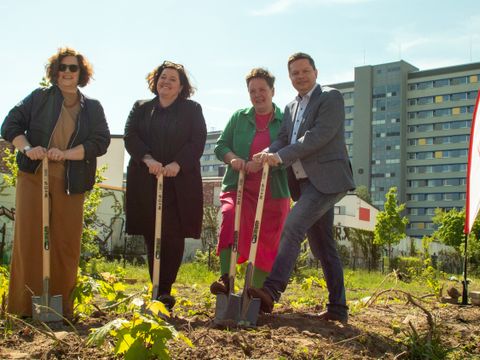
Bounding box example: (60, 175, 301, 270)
(248, 287, 274, 313)
(210, 274, 229, 295)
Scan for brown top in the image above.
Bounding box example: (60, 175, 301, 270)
(50, 92, 80, 151)
(49, 92, 80, 177)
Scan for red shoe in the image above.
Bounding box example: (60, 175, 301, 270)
(247, 287, 274, 313)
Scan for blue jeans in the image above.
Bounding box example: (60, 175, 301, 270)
(263, 180, 348, 317)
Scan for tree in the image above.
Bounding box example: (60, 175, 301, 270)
(432, 208, 466, 250)
(355, 185, 372, 203)
(344, 227, 380, 271)
(432, 207, 480, 274)
(374, 187, 408, 264)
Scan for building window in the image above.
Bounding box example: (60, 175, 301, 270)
(451, 76, 467, 85)
(451, 92, 467, 101)
(417, 81, 433, 90)
(418, 96, 434, 105)
(434, 79, 449, 87)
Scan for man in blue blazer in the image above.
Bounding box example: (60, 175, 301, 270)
(250, 52, 355, 323)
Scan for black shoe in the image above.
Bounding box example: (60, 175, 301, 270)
(157, 294, 176, 310)
(210, 274, 229, 295)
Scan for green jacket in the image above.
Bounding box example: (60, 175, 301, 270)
(215, 104, 290, 198)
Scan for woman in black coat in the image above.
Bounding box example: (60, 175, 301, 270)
(124, 61, 207, 309)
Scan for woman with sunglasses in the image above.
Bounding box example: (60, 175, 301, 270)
(124, 61, 206, 310)
(1, 47, 110, 318)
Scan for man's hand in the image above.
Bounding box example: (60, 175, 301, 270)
(163, 161, 180, 177)
(253, 151, 281, 166)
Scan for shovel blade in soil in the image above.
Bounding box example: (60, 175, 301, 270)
(32, 294, 63, 322)
(239, 297, 261, 327)
(214, 293, 242, 324)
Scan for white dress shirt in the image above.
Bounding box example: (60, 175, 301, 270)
(289, 84, 318, 179)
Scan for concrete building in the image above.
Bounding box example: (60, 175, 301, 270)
(200, 130, 224, 177)
(330, 61, 479, 238)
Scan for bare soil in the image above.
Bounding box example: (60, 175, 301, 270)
(1, 286, 479, 359)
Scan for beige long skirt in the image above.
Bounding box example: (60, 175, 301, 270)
(7, 162, 84, 318)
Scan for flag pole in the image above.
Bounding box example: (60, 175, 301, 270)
(461, 232, 468, 305)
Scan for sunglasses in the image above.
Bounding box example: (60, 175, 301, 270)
(58, 64, 79, 72)
(162, 60, 184, 70)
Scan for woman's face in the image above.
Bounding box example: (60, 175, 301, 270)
(57, 55, 80, 89)
(248, 78, 274, 115)
(157, 68, 183, 100)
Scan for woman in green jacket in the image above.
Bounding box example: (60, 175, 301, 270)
(210, 68, 290, 294)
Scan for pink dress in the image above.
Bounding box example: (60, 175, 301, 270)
(217, 113, 290, 272)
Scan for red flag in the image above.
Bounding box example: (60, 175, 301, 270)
(465, 92, 480, 234)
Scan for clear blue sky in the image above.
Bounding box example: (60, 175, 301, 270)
(1, 0, 479, 135)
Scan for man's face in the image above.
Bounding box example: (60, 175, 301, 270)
(288, 58, 318, 96)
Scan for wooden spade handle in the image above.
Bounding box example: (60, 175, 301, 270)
(228, 170, 245, 293)
(152, 174, 163, 300)
(42, 157, 50, 287)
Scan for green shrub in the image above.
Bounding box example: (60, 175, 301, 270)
(391, 256, 423, 276)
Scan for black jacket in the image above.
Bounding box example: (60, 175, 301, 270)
(124, 97, 207, 238)
(1, 85, 110, 194)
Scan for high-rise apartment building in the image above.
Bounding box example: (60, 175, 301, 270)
(331, 60, 479, 238)
(201, 130, 224, 177)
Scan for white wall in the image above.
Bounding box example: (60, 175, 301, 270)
(97, 136, 125, 188)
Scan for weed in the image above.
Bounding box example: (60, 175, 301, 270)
(87, 301, 192, 359)
(401, 321, 450, 359)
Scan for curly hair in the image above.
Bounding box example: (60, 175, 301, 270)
(45, 47, 94, 87)
(146, 61, 195, 99)
(245, 68, 275, 89)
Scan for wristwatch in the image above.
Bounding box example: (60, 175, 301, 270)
(22, 145, 32, 155)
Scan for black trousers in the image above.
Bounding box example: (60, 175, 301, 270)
(143, 233, 185, 295)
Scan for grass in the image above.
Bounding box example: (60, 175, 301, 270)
(83, 258, 480, 308)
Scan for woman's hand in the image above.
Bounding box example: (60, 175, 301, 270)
(25, 146, 47, 160)
(163, 161, 180, 177)
(245, 160, 262, 174)
(143, 155, 163, 176)
(47, 147, 66, 161)
(230, 158, 246, 172)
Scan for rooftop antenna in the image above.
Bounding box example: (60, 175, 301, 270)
(399, 43, 402, 60)
(363, 46, 366, 65)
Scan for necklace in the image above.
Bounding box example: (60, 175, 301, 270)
(255, 111, 274, 132)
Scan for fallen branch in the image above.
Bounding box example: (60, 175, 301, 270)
(33, 304, 79, 336)
(364, 288, 435, 342)
(6, 313, 70, 347)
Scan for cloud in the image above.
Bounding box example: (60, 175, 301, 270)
(250, 0, 372, 16)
